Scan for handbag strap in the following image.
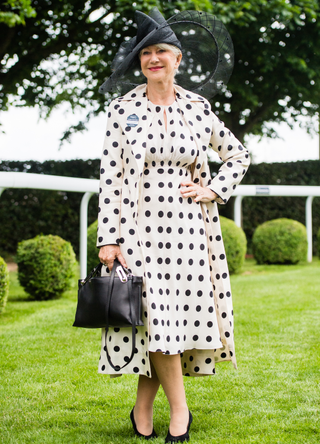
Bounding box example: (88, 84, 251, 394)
(104, 260, 138, 371)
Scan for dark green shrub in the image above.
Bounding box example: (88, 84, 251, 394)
(0, 257, 9, 314)
(0, 159, 99, 258)
(17, 235, 76, 300)
(87, 220, 99, 273)
(318, 227, 320, 259)
(220, 216, 247, 274)
(253, 218, 307, 264)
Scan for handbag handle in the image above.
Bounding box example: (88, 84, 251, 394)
(104, 259, 138, 371)
(80, 262, 102, 286)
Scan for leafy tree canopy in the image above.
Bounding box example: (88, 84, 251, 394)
(213, 0, 320, 142)
(0, 0, 35, 27)
(1, 0, 320, 143)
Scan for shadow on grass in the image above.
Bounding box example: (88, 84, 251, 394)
(8, 294, 33, 302)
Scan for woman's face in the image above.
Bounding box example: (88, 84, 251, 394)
(140, 45, 182, 84)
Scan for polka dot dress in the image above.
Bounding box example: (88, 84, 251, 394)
(97, 84, 251, 378)
(138, 100, 222, 355)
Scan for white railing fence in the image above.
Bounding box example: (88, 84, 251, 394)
(0, 172, 98, 278)
(233, 185, 320, 262)
(0, 172, 319, 278)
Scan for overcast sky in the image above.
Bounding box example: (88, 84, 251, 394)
(0, 105, 319, 164)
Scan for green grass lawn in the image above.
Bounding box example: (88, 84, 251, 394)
(0, 260, 319, 444)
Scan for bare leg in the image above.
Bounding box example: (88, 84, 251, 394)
(150, 352, 189, 436)
(134, 360, 160, 435)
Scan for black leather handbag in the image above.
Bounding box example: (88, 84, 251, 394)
(73, 259, 143, 370)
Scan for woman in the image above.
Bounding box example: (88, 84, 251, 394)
(97, 8, 250, 443)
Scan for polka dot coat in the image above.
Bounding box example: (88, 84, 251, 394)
(97, 84, 250, 378)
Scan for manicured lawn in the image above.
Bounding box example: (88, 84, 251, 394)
(0, 260, 319, 443)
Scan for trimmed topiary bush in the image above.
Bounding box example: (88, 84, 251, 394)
(253, 218, 307, 265)
(0, 257, 9, 314)
(17, 235, 76, 300)
(87, 220, 99, 273)
(220, 216, 247, 274)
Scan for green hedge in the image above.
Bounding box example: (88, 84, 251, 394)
(209, 159, 320, 256)
(220, 216, 246, 274)
(17, 234, 76, 300)
(318, 227, 320, 259)
(0, 257, 9, 314)
(0, 160, 100, 258)
(252, 218, 308, 264)
(0, 159, 319, 259)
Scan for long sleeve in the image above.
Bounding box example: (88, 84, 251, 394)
(207, 113, 250, 204)
(97, 102, 123, 247)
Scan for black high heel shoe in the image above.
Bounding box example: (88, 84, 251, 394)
(165, 410, 193, 443)
(130, 408, 158, 440)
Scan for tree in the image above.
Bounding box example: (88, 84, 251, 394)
(211, 0, 320, 142)
(0, 0, 210, 140)
(0, 0, 35, 27)
(1, 0, 320, 144)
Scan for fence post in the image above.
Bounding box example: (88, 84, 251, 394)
(305, 196, 314, 263)
(80, 192, 95, 279)
(234, 195, 243, 227)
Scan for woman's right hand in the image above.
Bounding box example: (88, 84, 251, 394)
(98, 245, 128, 271)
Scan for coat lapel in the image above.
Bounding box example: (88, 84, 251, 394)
(116, 85, 151, 177)
(174, 85, 212, 180)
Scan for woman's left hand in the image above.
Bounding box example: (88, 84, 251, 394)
(180, 180, 217, 203)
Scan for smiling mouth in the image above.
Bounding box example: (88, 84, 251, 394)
(149, 67, 163, 71)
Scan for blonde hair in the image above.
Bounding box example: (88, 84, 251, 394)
(139, 43, 182, 59)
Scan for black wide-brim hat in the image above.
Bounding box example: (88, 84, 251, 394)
(99, 8, 234, 100)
